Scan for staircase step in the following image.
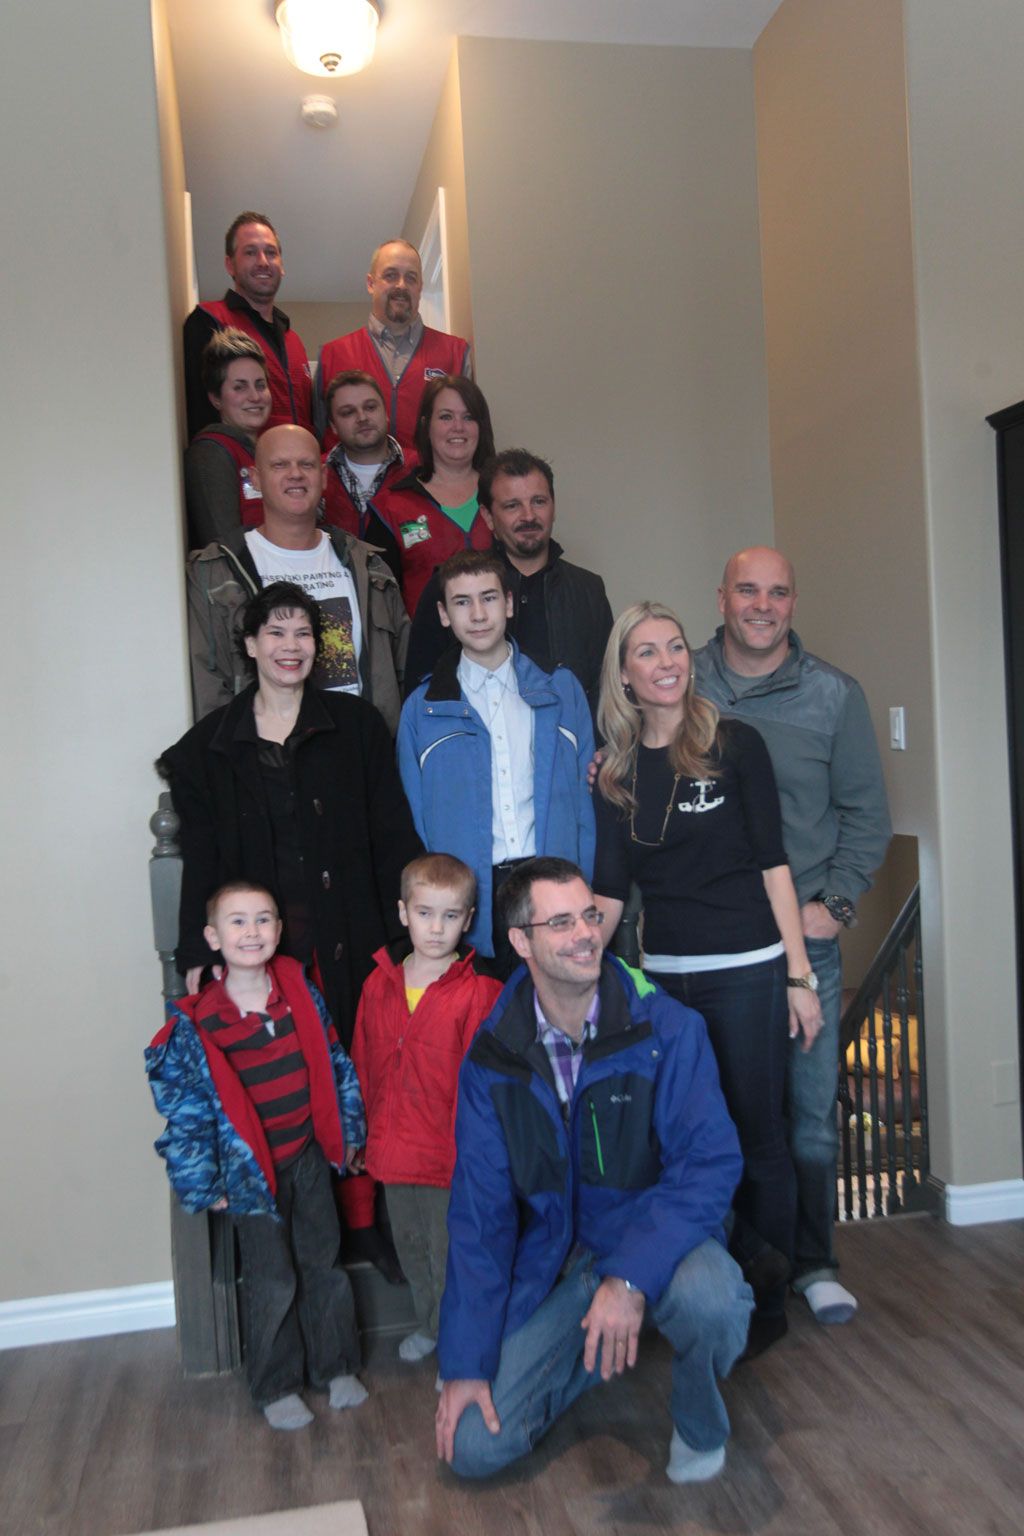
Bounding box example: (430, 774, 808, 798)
(344, 1260, 417, 1337)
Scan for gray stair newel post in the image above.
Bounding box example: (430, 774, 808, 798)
(150, 791, 241, 1376)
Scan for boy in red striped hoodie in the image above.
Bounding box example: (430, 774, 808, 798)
(351, 855, 502, 1367)
(146, 881, 367, 1430)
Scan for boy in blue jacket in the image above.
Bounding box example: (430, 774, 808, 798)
(397, 550, 594, 976)
(146, 880, 367, 1430)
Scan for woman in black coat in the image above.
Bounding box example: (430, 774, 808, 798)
(160, 580, 422, 1049)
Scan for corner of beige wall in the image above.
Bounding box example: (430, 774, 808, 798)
(903, 0, 1023, 1187)
(287, 301, 369, 359)
(452, 36, 773, 637)
(402, 43, 474, 349)
(755, 0, 1022, 1188)
(1, 0, 192, 1303)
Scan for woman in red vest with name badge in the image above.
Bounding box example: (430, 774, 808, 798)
(376, 375, 496, 616)
(185, 329, 270, 548)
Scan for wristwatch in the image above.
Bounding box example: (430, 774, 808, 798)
(787, 971, 819, 992)
(820, 893, 858, 928)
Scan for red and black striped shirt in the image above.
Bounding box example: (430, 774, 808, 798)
(201, 982, 312, 1168)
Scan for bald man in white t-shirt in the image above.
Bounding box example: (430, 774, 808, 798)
(187, 425, 409, 729)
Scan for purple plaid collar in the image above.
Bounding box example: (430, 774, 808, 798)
(534, 991, 600, 1107)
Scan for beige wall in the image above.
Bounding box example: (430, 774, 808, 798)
(0, 0, 190, 1302)
(153, 0, 190, 440)
(755, 0, 1022, 1186)
(404, 48, 474, 351)
(430, 37, 774, 635)
(903, 0, 1023, 1183)
(287, 301, 368, 361)
(840, 836, 920, 985)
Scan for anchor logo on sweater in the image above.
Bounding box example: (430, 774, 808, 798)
(677, 779, 724, 814)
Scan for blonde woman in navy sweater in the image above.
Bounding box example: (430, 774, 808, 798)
(593, 602, 821, 1356)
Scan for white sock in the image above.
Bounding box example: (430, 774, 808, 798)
(328, 1373, 369, 1410)
(398, 1329, 437, 1363)
(263, 1393, 313, 1430)
(666, 1428, 726, 1484)
(804, 1279, 858, 1324)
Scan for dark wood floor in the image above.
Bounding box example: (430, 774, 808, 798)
(3, 1216, 1023, 1536)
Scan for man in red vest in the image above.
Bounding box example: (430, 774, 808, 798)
(317, 238, 471, 457)
(184, 211, 313, 439)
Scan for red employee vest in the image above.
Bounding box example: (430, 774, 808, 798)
(201, 300, 313, 432)
(319, 325, 469, 456)
(198, 428, 264, 526)
(375, 479, 492, 616)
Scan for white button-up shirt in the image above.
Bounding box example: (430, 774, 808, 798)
(458, 645, 536, 863)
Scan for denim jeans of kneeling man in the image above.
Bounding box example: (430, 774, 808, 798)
(450, 1239, 753, 1478)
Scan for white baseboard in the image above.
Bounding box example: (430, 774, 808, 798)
(0, 1281, 175, 1350)
(944, 1178, 1024, 1226)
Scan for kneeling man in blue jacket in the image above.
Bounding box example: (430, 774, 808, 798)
(435, 857, 754, 1483)
(398, 549, 594, 975)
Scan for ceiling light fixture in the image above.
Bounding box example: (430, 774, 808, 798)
(276, 0, 381, 78)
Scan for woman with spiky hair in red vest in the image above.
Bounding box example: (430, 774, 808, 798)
(184, 328, 270, 548)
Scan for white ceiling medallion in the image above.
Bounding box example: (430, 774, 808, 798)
(276, 0, 381, 78)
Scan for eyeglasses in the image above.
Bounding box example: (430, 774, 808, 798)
(519, 907, 606, 934)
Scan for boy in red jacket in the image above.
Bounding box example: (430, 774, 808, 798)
(351, 854, 502, 1364)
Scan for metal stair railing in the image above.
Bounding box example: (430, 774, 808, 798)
(837, 883, 937, 1220)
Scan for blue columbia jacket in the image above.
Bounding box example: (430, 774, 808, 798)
(437, 957, 743, 1383)
(397, 643, 595, 956)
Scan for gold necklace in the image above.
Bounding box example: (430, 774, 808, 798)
(629, 756, 681, 846)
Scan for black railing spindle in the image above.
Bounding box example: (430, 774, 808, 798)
(837, 884, 938, 1221)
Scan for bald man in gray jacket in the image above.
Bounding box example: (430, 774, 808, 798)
(693, 546, 890, 1329)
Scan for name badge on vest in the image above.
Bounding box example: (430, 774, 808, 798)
(423, 367, 447, 380)
(400, 514, 431, 548)
(240, 468, 261, 501)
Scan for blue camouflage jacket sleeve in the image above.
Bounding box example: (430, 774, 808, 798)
(593, 991, 744, 1302)
(145, 1012, 227, 1214)
(309, 981, 366, 1153)
(437, 1055, 520, 1383)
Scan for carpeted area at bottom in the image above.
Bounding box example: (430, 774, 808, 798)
(122, 1501, 368, 1536)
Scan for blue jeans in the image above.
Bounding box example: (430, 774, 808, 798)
(451, 1241, 753, 1479)
(786, 936, 842, 1288)
(656, 959, 795, 1313)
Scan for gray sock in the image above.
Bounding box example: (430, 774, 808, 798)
(398, 1329, 437, 1362)
(263, 1393, 313, 1431)
(666, 1428, 726, 1484)
(329, 1373, 369, 1410)
(804, 1279, 858, 1324)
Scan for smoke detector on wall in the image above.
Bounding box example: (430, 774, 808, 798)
(300, 95, 338, 128)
